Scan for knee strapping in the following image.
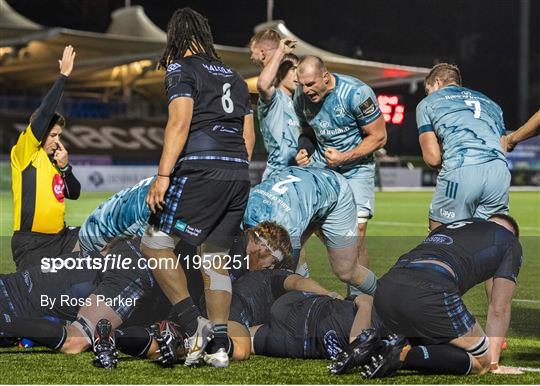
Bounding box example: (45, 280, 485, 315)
(141, 226, 176, 250)
(202, 254, 232, 293)
(295, 262, 310, 277)
(71, 315, 94, 345)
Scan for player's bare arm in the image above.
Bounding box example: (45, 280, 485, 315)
(349, 294, 373, 343)
(419, 131, 442, 169)
(146, 97, 193, 213)
(243, 113, 255, 161)
(486, 277, 516, 372)
(257, 39, 296, 102)
(283, 274, 335, 296)
(327, 115, 387, 167)
(505, 110, 540, 152)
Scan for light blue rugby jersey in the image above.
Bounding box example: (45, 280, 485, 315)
(79, 176, 154, 251)
(416, 85, 507, 175)
(294, 73, 381, 178)
(258, 88, 300, 180)
(243, 166, 350, 248)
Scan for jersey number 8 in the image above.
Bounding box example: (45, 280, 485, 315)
(221, 83, 234, 113)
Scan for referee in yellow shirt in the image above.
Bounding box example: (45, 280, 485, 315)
(11, 46, 81, 270)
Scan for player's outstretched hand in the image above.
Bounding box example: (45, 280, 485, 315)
(147, 176, 170, 213)
(59, 45, 76, 77)
(490, 365, 524, 375)
(296, 149, 310, 166)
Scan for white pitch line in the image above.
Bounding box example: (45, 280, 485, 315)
(507, 366, 540, 373)
(372, 221, 540, 232)
(513, 299, 540, 304)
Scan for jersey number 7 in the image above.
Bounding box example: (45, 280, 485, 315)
(465, 100, 481, 119)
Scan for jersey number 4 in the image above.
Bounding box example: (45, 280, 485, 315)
(272, 175, 301, 194)
(465, 100, 481, 119)
(221, 83, 234, 113)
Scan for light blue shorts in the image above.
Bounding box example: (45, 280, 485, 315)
(430, 160, 510, 223)
(317, 179, 358, 249)
(345, 173, 375, 220)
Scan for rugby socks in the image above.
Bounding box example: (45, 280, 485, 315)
(402, 344, 472, 375)
(206, 324, 231, 355)
(115, 326, 153, 358)
(170, 297, 200, 337)
(0, 317, 66, 350)
(348, 269, 378, 296)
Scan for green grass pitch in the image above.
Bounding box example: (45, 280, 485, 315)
(0, 190, 539, 384)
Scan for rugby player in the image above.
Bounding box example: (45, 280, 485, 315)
(0, 239, 157, 368)
(79, 176, 154, 253)
(504, 109, 540, 152)
(363, 215, 522, 378)
(142, 8, 255, 368)
(417, 63, 510, 230)
(249, 29, 301, 180)
(242, 166, 378, 295)
(252, 291, 378, 360)
(293, 56, 387, 299)
(10, 45, 81, 270)
(79, 175, 292, 280)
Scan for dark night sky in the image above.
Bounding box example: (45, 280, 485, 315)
(7, 0, 540, 130)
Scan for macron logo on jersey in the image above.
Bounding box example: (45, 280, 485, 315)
(167, 63, 182, 73)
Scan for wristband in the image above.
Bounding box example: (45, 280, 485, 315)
(157, 173, 170, 178)
(59, 164, 71, 173)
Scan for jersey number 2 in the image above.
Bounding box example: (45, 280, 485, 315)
(221, 83, 234, 113)
(465, 100, 481, 119)
(272, 175, 301, 194)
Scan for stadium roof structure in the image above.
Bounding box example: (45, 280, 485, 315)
(0, 2, 429, 101)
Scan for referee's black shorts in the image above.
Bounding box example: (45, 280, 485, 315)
(150, 160, 250, 249)
(11, 226, 80, 271)
(374, 267, 475, 345)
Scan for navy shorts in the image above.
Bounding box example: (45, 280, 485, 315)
(151, 160, 250, 249)
(374, 267, 475, 345)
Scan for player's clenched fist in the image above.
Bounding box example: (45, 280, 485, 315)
(146, 175, 170, 213)
(324, 147, 348, 167)
(296, 148, 310, 166)
(278, 38, 297, 54)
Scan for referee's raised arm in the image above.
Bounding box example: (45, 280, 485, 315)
(30, 45, 76, 143)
